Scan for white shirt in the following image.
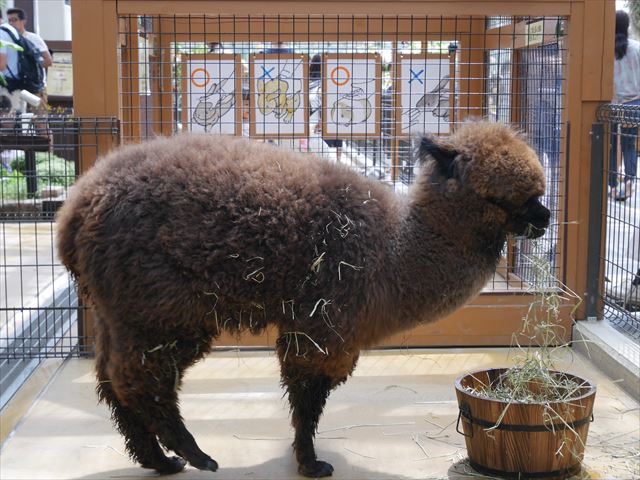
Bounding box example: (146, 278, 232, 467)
(1, 22, 18, 38)
(24, 31, 48, 54)
(0, 22, 20, 80)
(614, 38, 640, 104)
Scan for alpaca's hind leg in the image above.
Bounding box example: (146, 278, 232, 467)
(109, 346, 218, 472)
(278, 338, 360, 478)
(97, 381, 187, 473)
(95, 330, 185, 473)
(284, 371, 334, 477)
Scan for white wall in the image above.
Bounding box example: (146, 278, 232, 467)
(36, 0, 71, 41)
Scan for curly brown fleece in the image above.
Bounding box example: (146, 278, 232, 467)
(56, 120, 550, 477)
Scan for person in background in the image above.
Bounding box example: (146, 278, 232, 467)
(0, 9, 22, 112)
(609, 10, 640, 201)
(262, 41, 293, 54)
(208, 42, 224, 53)
(7, 7, 52, 113)
(242, 88, 250, 137)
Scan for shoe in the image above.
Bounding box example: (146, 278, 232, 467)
(615, 181, 634, 201)
(609, 186, 619, 199)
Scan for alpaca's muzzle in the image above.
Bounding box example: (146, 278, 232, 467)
(504, 197, 551, 239)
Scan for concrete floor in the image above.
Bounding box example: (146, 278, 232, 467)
(0, 348, 638, 480)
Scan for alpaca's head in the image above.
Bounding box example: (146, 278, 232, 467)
(418, 121, 550, 239)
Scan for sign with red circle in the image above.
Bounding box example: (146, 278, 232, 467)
(190, 68, 211, 88)
(330, 66, 351, 86)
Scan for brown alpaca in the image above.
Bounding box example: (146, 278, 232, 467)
(56, 121, 549, 477)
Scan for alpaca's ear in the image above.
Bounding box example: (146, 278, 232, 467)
(418, 136, 458, 177)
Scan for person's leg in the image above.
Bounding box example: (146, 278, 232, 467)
(335, 139, 343, 162)
(9, 89, 25, 114)
(621, 99, 640, 195)
(609, 122, 620, 190)
(620, 125, 637, 187)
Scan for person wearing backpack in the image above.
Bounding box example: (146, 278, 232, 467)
(0, 9, 23, 111)
(5, 8, 51, 112)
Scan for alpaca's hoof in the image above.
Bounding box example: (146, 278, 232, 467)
(203, 458, 219, 471)
(299, 460, 334, 478)
(190, 456, 218, 472)
(143, 456, 186, 474)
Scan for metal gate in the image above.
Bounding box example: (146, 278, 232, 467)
(595, 104, 640, 340)
(0, 116, 118, 406)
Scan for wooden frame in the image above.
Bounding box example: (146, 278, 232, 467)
(181, 54, 243, 136)
(114, 2, 571, 17)
(71, 0, 616, 346)
(394, 53, 455, 137)
(249, 53, 309, 138)
(321, 53, 382, 139)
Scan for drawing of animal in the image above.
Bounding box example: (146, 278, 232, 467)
(191, 77, 235, 131)
(56, 121, 550, 478)
(404, 75, 451, 130)
(256, 65, 301, 124)
(330, 86, 373, 127)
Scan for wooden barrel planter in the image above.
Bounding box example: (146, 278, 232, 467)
(455, 368, 596, 479)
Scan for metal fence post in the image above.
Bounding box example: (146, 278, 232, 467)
(586, 122, 605, 319)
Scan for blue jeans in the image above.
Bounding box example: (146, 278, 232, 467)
(609, 99, 640, 188)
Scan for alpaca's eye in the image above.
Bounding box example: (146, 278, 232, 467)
(486, 197, 517, 213)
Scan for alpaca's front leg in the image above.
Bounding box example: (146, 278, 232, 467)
(284, 371, 334, 477)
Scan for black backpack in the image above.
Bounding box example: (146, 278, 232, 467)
(0, 26, 45, 94)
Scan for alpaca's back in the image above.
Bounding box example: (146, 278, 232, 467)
(56, 134, 399, 338)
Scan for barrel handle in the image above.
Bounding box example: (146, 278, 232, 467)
(456, 403, 473, 438)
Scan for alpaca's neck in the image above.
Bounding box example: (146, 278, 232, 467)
(381, 185, 506, 337)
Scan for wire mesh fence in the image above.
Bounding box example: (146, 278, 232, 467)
(118, 13, 567, 290)
(1, 117, 118, 404)
(0, 15, 570, 367)
(596, 104, 640, 340)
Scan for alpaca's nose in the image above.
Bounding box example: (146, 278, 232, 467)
(538, 204, 551, 227)
(525, 203, 551, 239)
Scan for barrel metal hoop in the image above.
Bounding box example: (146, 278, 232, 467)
(457, 404, 594, 433)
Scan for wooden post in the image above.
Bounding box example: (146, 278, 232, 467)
(155, 18, 175, 136)
(457, 17, 485, 122)
(121, 17, 142, 141)
(563, 0, 614, 320)
(71, 0, 121, 353)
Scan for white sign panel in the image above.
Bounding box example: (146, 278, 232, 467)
(250, 54, 309, 137)
(322, 54, 381, 138)
(396, 55, 453, 136)
(183, 54, 242, 135)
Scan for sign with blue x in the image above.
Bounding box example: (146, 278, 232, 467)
(259, 66, 275, 80)
(409, 68, 424, 84)
(396, 55, 453, 136)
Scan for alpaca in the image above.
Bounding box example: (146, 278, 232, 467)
(56, 121, 550, 477)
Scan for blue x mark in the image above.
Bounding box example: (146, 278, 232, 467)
(259, 66, 275, 80)
(409, 68, 424, 84)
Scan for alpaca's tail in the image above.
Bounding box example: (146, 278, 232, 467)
(94, 312, 113, 404)
(55, 188, 86, 280)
